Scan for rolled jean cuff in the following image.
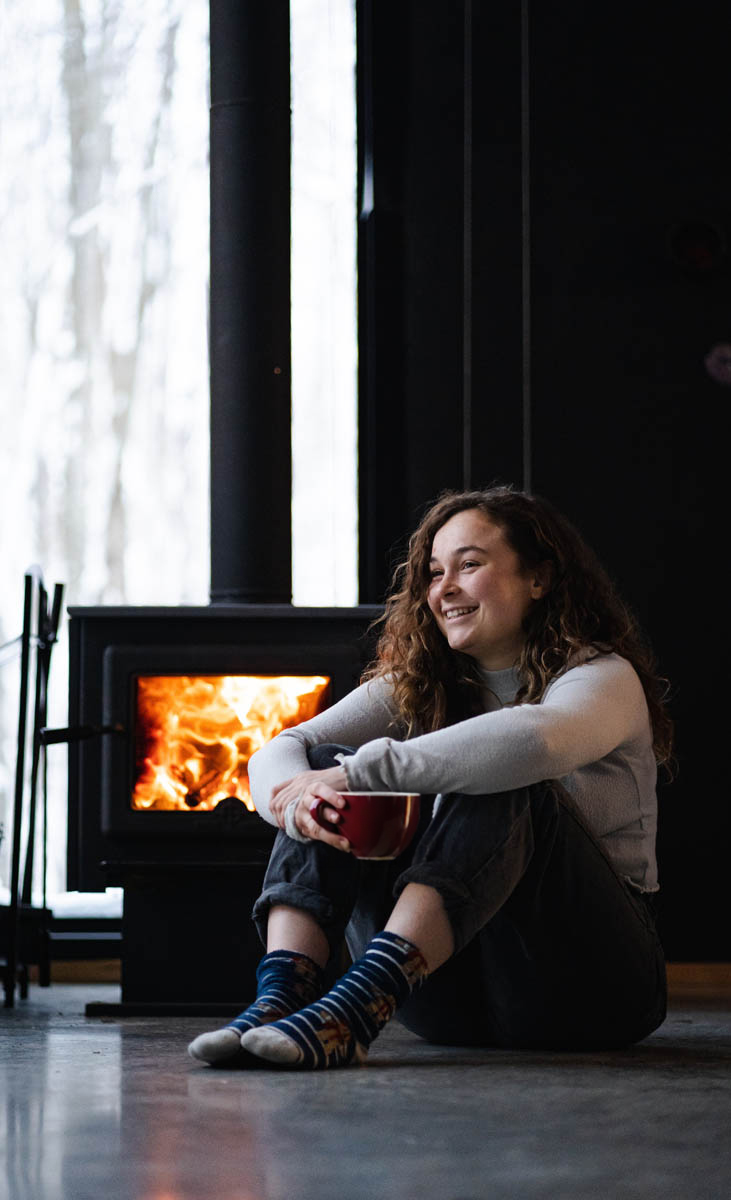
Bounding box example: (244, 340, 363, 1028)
(251, 882, 341, 953)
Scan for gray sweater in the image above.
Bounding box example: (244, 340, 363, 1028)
(248, 648, 659, 892)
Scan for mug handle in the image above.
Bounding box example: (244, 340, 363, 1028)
(308, 795, 341, 833)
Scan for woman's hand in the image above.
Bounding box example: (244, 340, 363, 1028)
(270, 766, 351, 851)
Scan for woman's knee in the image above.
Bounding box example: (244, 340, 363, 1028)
(306, 743, 355, 770)
(390, 784, 563, 954)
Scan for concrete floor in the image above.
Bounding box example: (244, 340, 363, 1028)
(1, 983, 730, 1200)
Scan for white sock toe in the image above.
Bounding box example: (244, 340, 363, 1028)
(188, 1028, 243, 1064)
(240, 1025, 303, 1064)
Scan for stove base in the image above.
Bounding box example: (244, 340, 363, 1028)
(117, 863, 268, 1006)
(85, 1000, 244, 1017)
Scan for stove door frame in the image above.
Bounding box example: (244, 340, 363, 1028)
(67, 605, 382, 891)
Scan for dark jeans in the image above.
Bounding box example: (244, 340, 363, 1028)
(252, 745, 667, 1050)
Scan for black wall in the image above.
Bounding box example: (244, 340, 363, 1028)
(357, 2, 730, 959)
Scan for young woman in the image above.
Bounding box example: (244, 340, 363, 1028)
(189, 486, 671, 1069)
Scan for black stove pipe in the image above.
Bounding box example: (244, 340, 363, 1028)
(209, 1, 292, 603)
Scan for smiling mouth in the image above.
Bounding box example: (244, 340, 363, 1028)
(443, 606, 478, 620)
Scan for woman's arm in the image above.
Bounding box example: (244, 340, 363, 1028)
(247, 676, 400, 826)
(340, 654, 651, 796)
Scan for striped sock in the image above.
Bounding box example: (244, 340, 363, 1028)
(240, 932, 428, 1069)
(188, 950, 325, 1065)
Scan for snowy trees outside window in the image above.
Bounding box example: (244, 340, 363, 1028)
(0, 0, 357, 903)
(0, 0, 210, 901)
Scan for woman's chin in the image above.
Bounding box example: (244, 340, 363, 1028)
(446, 631, 475, 657)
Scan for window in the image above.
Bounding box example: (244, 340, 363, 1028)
(291, 0, 358, 605)
(0, 0, 358, 902)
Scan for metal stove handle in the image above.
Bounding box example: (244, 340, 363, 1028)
(39, 723, 126, 745)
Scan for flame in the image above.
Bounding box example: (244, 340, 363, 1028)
(132, 674, 330, 812)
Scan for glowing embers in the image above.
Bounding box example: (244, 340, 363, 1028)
(132, 675, 330, 812)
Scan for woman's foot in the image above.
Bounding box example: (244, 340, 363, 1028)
(188, 950, 324, 1065)
(240, 931, 427, 1069)
(241, 1012, 367, 1068)
(188, 1026, 248, 1066)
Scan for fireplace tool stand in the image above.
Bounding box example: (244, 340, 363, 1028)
(1, 570, 63, 1007)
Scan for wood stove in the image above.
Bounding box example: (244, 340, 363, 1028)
(68, 604, 379, 885)
(65, 605, 379, 1011)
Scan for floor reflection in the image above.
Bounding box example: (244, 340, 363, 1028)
(3, 983, 730, 1200)
(2, 1026, 121, 1200)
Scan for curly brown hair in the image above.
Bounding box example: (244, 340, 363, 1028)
(364, 485, 673, 767)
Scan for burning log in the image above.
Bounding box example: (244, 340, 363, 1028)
(132, 674, 330, 813)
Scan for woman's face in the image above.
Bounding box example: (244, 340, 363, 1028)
(426, 508, 546, 670)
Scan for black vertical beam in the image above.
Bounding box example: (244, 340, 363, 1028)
(520, 0, 532, 492)
(469, 1, 525, 493)
(462, 0, 473, 488)
(209, 0, 292, 603)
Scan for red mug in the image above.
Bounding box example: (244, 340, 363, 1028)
(309, 791, 421, 860)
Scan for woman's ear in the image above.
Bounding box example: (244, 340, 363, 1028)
(530, 562, 553, 599)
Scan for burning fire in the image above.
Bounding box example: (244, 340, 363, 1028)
(132, 674, 330, 812)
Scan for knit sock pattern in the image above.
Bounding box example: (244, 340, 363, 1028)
(228, 950, 325, 1035)
(241, 932, 428, 1069)
(188, 950, 324, 1064)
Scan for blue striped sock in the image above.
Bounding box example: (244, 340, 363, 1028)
(188, 950, 324, 1064)
(229, 950, 325, 1034)
(240, 932, 428, 1069)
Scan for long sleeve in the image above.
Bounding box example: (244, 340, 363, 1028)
(341, 654, 651, 796)
(248, 677, 401, 825)
(248, 652, 659, 890)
